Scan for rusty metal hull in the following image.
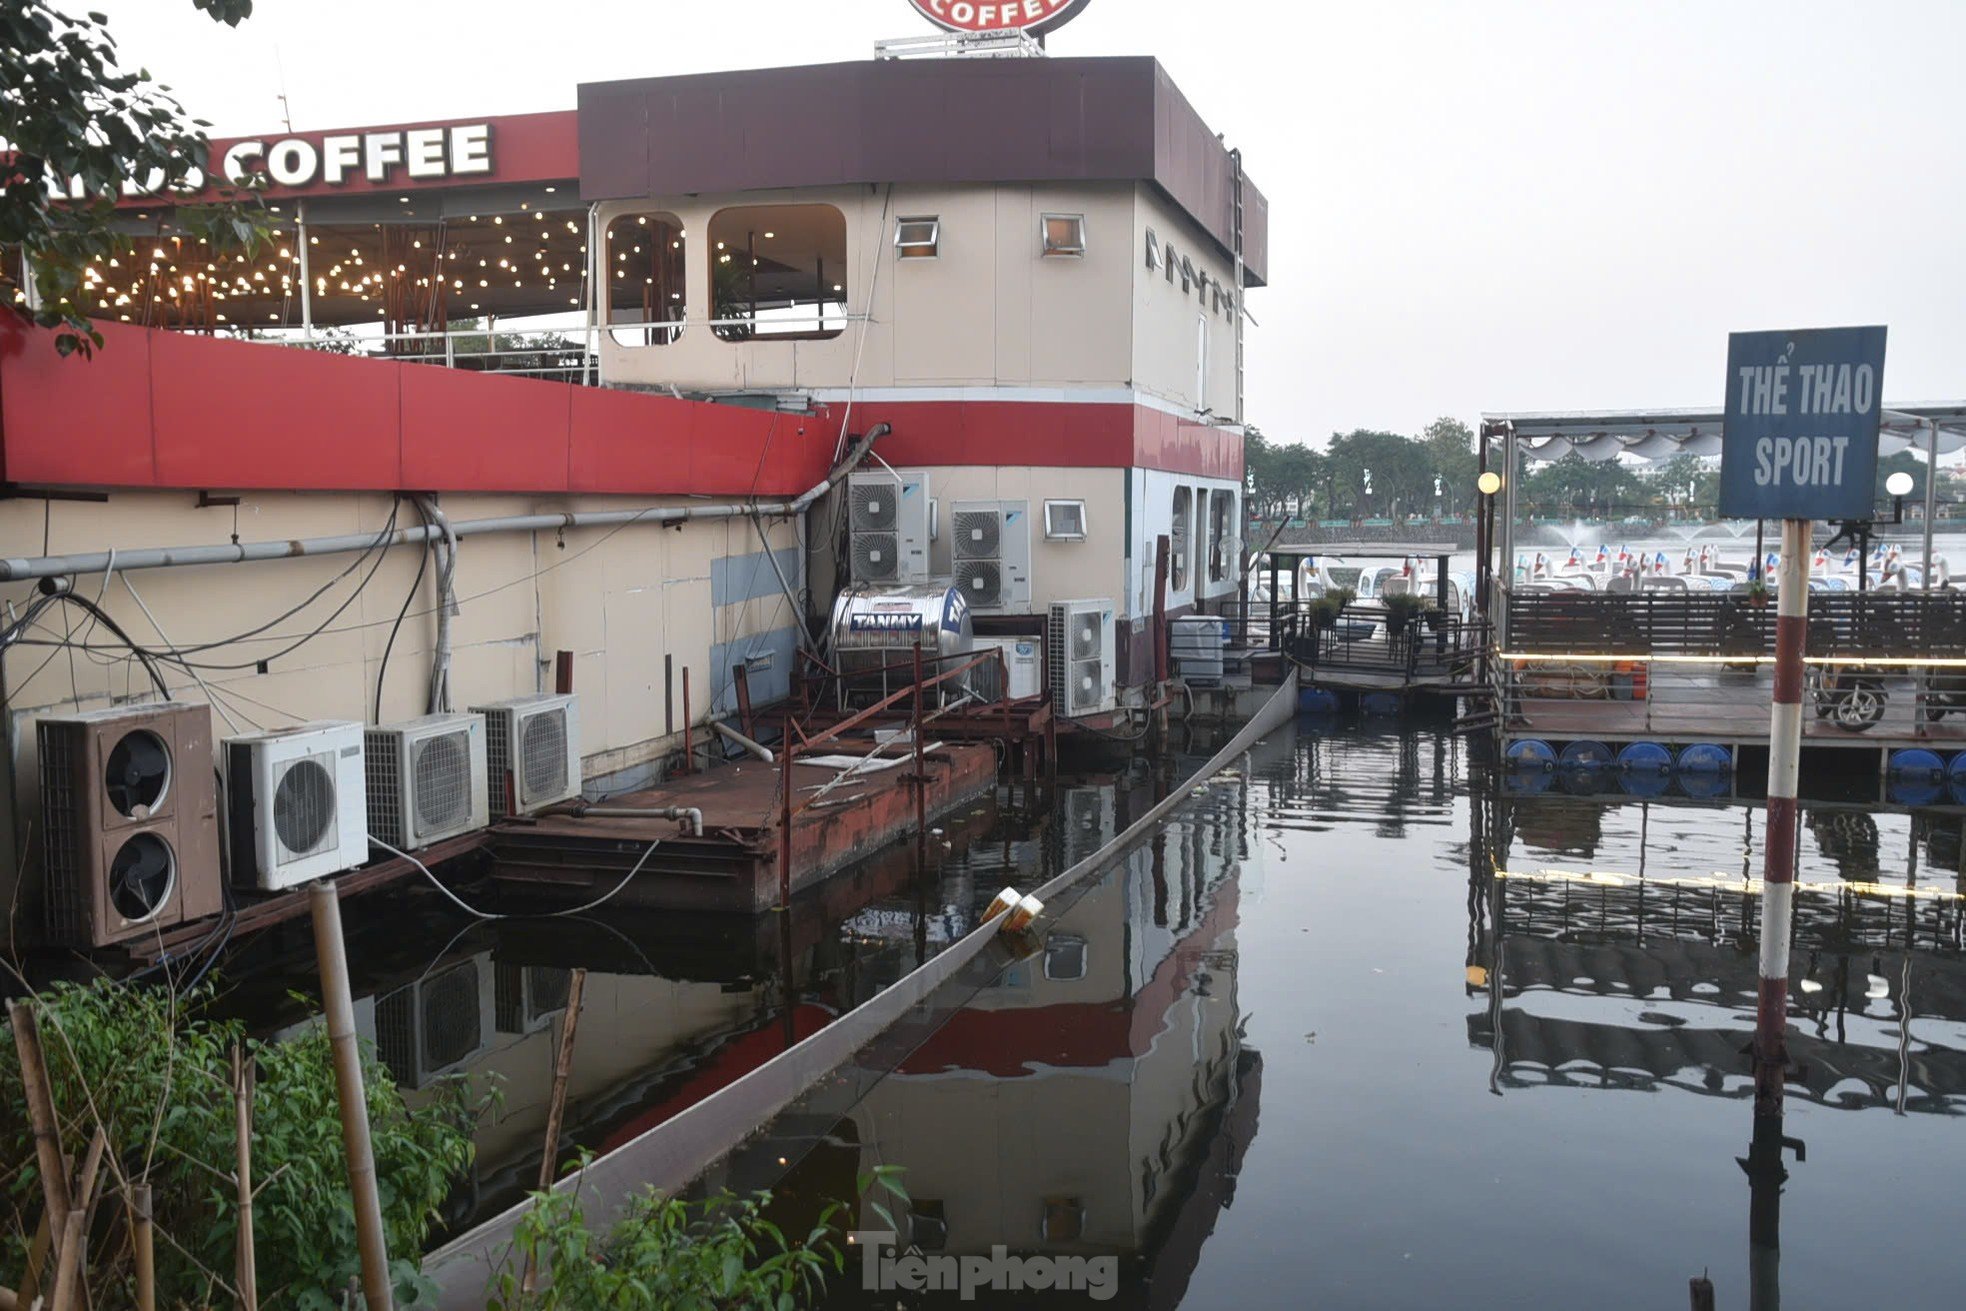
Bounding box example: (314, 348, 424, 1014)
(489, 743, 999, 913)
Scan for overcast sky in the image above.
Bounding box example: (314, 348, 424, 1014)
(71, 0, 1966, 451)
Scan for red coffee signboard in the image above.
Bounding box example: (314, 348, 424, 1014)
(907, 0, 1091, 36)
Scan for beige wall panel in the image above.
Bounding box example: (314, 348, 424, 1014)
(1025, 183, 1135, 389)
(892, 191, 999, 384)
(1131, 187, 1243, 416)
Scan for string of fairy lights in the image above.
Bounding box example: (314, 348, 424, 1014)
(41, 196, 593, 332)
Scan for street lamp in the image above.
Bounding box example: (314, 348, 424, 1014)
(1477, 471, 1503, 496)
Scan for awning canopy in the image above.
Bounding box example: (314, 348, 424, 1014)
(1264, 541, 1458, 559)
(1482, 403, 1966, 463)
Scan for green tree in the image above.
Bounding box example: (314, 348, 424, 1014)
(1421, 417, 1477, 516)
(1326, 429, 1435, 521)
(1521, 451, 1644, 518)
(3, 0, 259, 354)
(1649, 453, 1709, 518)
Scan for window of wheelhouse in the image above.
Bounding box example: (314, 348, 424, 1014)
(1170, 487, 1192, 592)
(706, 204, 847, 341)
(606, 212, 686, 347)
(1207, 490, 1234, 584)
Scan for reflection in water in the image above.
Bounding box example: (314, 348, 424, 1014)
(717, 720, 1966, 1308)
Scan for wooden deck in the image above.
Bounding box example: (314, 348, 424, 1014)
(490, 742, 1000, 913)
(1511, 693, 1966, 749)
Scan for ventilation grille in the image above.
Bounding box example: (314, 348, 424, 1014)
(496, 963, 573, 1033)
(519, 711, 569, 806)
(851, 533, 900, 582)
(413, 731, 472, 831)
(374, 987, 415, 1084)
(421, 960, 485, 1070)
(39, 722, 86, 940)
(850, 482, 898, 532)
(486, 710, 513, 818)
(108, 833, 175, 923)
(365, 731, 405, 847)
(953, 510, 1001, 560)
(1071, 658, 1104, 711)
(1070, 614, 1102, 661)
(273, 754, 338, 865)
(958, 560, 1004, 608)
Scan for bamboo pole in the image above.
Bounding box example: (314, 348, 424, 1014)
(233, 1046, 259, 1311)
(132, 1184, 155, 1311)
(8, 1000, 74, 1259)
(47, 1211, 83, 1311)
(16, 1217, 48, 1307)
(308, 882, 394, 1311)
(520, 968, 587, 1295)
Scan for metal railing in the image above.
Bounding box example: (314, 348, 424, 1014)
(1506, 590, 1966, 659)
(1280, 609, 1487, 683)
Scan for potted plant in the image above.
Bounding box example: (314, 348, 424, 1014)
(1382, 591, 1426, 637)
(1743, 578, 1770, 608)
(1309, 586, 1354, 631)
(1421, 599, 1448, 632)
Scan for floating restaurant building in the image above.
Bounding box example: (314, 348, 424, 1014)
(0, 39, 1265, 945)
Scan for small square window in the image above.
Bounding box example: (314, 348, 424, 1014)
(1041, 1197, 1085, 1242)
(1041, 213, 1086, 258)
(1044, 499, 1087, 541)
(895, 216, 940, 259)
(1043, 934, 1087, 981)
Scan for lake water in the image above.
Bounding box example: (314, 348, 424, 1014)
(719, 718, 1966, 1308)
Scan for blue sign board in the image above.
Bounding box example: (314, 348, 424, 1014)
(1719, 326, 1887, 521)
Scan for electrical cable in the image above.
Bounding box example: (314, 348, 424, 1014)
(376, 503, 432, 721)
(369, 832, 669, 922)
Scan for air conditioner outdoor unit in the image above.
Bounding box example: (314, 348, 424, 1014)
(1047, 599, 1117, 718)
(374, 952, 494, 1089)
(473, 693, 581, 818)
(950, 499, 1031, 612)
(494, 962, 574, 1035)
(38, 702, 224, 948)
(971, 636, 1043, 701)
(847, 469, 932, 585)
(365, 713, 490, 850)
(225, 721, 368, 892)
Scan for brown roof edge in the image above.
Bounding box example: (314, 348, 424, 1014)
(576, 56, 1267, 286)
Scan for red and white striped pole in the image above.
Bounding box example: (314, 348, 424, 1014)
(1755, 517, 1810, 1116)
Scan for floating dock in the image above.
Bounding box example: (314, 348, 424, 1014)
(489, 742, 1000, 913)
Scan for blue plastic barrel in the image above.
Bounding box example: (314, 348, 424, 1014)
(1889, 748, 1947, 783)
(1506, 739, 1557, 772)
(1618, 741, 1673, 776)
(1676, 743, 1732, 775)
(1362, 692, 1402, 717)
(1888, 775, 1945, 808)
(1676, 771, 1731, 800)
(1558, 740, 1616, 771)
(1503, 768, 1554, 796)
(1618, 768, 1672, 799)
(1297, 687, 1339, 715)
(1947, 751, 1966, 785)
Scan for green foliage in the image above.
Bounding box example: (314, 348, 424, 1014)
(1519, 451, 1645, 518)
(1309, 586, 1354, 628)
(1, 1, 267, 355)
(488, 1160, 909, 1311)
(1381, 591, 1428, 623)
(2, 979, 482, 1307)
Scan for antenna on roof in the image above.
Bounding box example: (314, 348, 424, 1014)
(274, 46, 294, 133)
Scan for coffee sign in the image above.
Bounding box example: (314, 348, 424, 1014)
(907, 0, 1091, 36)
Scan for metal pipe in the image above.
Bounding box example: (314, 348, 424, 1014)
(566, 804, 702, 836)
(0, 425, 889, 585)
(1754, 517, 1811, 1120)
(413, 495, 457, 714)
(712, 719, 775, 763)
(1923, 417, 1940, 589)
